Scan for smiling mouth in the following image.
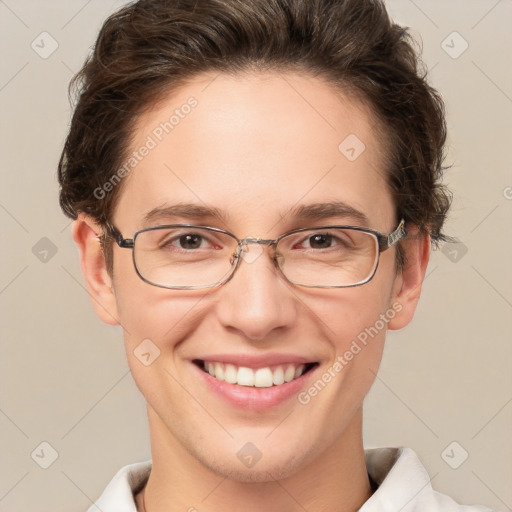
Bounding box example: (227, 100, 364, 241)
(193, 360, 318, 388)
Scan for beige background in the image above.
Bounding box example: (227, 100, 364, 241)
(0, 0, 511, 511)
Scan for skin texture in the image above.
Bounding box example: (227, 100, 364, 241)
(73, 71, 430, 512)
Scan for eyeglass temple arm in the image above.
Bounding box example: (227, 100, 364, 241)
(379, 219, 407, 252)
(104, 223, 134, 249)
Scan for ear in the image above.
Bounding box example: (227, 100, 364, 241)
(72, 214, 120, 326)
(387, 227, 430, 330)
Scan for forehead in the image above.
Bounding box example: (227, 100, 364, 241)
(114, 71, 394, 232)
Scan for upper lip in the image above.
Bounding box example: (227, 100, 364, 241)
(192, 353, 317, 369)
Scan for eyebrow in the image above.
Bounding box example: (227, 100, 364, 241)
(143, 203, 227, 226)
(285, 201, 370, 226)
(141, 200, 369, 227)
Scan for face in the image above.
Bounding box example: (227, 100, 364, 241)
(84, 71, 419, 482)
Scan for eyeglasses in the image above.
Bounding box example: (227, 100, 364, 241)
(105, 220, 406, 290)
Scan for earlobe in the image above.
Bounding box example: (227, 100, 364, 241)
(72, 214, 120, 326)
(387, 229, 431, 331)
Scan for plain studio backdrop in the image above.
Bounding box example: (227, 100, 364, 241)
(0, 1, 511, 511)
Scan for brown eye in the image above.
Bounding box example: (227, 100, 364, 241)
(308, 233, 333, 249)
(158, 231, 212, 251)
(177, 234, 204, 249)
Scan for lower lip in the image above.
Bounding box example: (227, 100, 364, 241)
(192, 362, 317, 411)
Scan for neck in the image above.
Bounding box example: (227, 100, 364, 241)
(139, 406, 372, 512)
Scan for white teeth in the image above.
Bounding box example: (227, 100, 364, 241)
(254, 368, 273, 388)
(214, 362, 224, 381)
(272, 366, 285, 385)
(284, 365, 296, 382)
(237, 367, 255, 387)
(224, 363, 237, 384)
(294, 364, 305, 378)
(201, 361, 311, 387)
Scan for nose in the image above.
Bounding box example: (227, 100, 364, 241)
(215, 242, 297, 342)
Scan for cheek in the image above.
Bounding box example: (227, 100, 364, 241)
(313, 270, 396, 349)
(291, 289, 393, 453)
(113, 285, 210, 410)
(305, 264, 398, 394)
(320, 294, 389, 392)
(116, 287, 207, 346)
(111, 251, 208, 357)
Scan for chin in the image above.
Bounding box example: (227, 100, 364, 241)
(197, 443, 316, 483)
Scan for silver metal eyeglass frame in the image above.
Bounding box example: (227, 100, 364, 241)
(104, 219, 407, 290)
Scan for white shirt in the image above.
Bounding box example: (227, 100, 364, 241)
(87, 447, 496, 511)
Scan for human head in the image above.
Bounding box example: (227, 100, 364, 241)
(59, 0, 450, 486)
(58, 0, 451, 274)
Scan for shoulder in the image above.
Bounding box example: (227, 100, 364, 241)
(362, 446, 497, 512)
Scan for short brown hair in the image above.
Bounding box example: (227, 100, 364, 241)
(58, 0, 451, 271)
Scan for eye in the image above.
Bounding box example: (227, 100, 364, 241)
(159, 231, 216, 251)
(296, 230, 352, 250)
(175, 233, 207, 250)
(306, 233, 335, 249)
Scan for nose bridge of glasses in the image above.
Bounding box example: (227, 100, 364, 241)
(239, 236, 275, 247)
(232, 237, 278, 265)
(238, 237, 276, 253)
